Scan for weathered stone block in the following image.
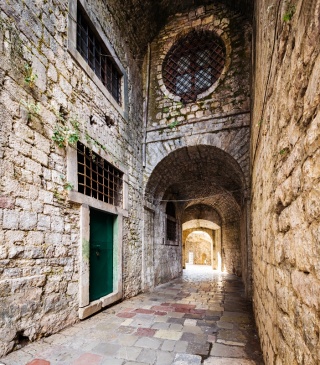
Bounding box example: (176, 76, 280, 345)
(0, 246, 8, 259)
(19, 212, 38, 230)
(47, 63, 58, 82)
(38, 190, 53, 204)
(291, 270, 320, 310)
(24, 157, 42, 175)
(32, 56, 47, 92)
(0, 196, 14, 209)
(51, 215, 64, 233)
(32, 149, 48, 167)
(3, 211, 19, 230)
(37, 215, 51, 230)
(4, 230, 25, 244)
(27, 231, 44, 245)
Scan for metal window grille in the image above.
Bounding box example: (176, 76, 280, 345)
(163, 30, 226, 103)
(77, 5, 122, 104)
(77, 142, 123, 206)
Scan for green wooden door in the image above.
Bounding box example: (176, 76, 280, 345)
(89, 209, 114, 302)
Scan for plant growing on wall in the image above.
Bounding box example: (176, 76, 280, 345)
(52, 111, 80, 148)
(53, 175, 74, 202)
(20, 99, 41, 121)
(168, 120, 180, 129)
(283, 3, 296, 22)
(23, 63, 38, 88)
(279, 148, 289, 155)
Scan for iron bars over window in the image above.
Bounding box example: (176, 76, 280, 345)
(77, 142, 123, 206)
(163, 30, 226, 103)
(77, 3, 122, 104)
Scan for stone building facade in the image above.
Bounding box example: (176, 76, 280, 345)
(0, 0, 144, 355)
(0, 0, 319, 364)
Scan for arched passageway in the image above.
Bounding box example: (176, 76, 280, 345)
(184, 230, 213, 266)
(182, 219, 221, 270)
(143, 145, 251, 296)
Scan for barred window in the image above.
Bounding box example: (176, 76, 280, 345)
(163, 30, 226, 103)
(77, 142, 123, 206)
(76, 3, 122, 104)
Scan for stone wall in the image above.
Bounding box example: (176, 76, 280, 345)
(222, 221, 242, 275)
(251, 0, 320, 364)
(0, 0, 144, 356)
(143, 3, 252, 288)
(145, 4, 252, 170)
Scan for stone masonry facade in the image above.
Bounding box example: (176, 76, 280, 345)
(143, 3, 252, 291)
(251, 0, 320, 364)
(0, 0, 144, 356)
(0, 0, 254, 356)
(0, 0, 319, 364)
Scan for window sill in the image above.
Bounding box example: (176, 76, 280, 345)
(68, 190, 129, 218)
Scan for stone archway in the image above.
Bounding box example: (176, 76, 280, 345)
(182, 219, 221, 271)
(185, 230, 213, 266)
(143, 145, 251, 295)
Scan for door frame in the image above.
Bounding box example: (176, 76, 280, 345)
(79, 203, 125, 319)
(89, 208, 115, 302)
(66, 145, 128, 319)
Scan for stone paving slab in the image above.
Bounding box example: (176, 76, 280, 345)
(173, 353, 202, 365)
(204, 358, 257, 365)
(210, 343, 248, 358)
(0, 266, 264, 365)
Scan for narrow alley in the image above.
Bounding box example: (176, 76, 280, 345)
(1, 266, 264, 365)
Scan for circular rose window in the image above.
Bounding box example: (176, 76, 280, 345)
(162, 30, 226, 103)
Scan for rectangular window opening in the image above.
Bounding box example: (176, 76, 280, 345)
(77, 142, 123, 206)
(166, 218, 177, 242)
(76, 2, 122, 104)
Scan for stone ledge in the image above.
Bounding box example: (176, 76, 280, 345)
(79, 291, 122, 320)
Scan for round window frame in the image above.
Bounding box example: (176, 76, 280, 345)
(158, 27, 231, 103)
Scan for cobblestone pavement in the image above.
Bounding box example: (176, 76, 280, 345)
(0, 266, 264, 365)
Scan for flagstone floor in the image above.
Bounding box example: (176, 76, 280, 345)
(0, 265, 264, 365)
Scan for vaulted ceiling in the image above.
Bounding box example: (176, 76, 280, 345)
(105, 0, 253, 58)
(145, 146, 246, 222)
